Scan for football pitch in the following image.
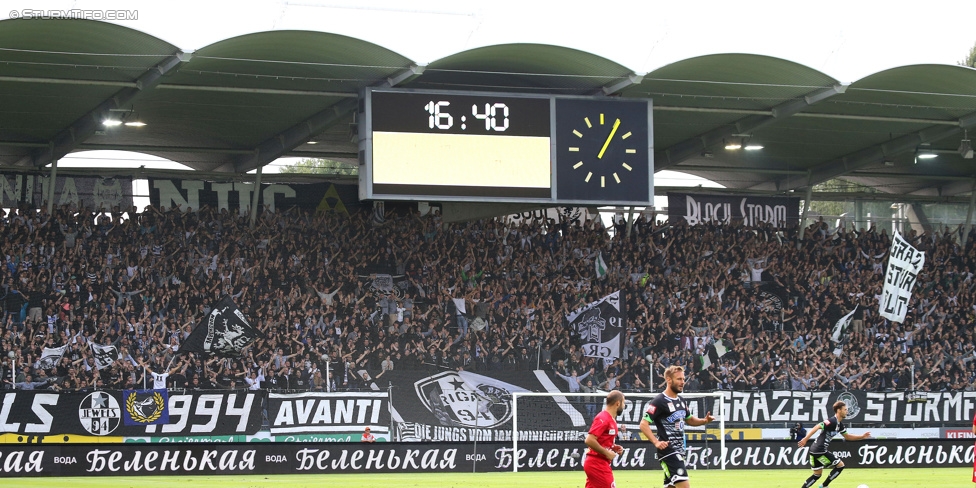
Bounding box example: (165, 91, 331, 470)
(5, 468, 971, 488)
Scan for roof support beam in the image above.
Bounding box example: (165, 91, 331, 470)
(384, 64, 426, 87)
(15, 52, 190, 168)
(654, 84, 849, 171)
(0, 76, 135, 88)
(907, 177, 976, 197)
(229, 65, 425, 173)
(654, 105, 960, 126)
(228, 97, 358, 173)
(0, 76, 357, 98)
(668, 164, 806, 176)
(593, 73, 643, 96)
(778, 111, 976, 192)
(158, 84, 357, 97)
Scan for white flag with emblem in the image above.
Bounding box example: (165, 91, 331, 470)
(37, 345, 68, 370)
(566, 291, 626, 360)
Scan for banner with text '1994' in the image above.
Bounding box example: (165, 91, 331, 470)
(0, 390, 264, 437)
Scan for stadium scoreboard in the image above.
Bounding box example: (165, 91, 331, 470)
(358, 88, 653, 205)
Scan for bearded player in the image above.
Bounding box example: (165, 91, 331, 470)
(584, 390, 626, 488)
(797, 401, 871, 488)
(640, 365, 714, 488)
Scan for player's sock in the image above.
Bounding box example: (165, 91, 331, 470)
(801, 473, 821, 488)
(822, 467, 844, 486)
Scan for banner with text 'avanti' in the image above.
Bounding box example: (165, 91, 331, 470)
(267, 392, 390, 438)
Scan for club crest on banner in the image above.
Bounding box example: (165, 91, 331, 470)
(123, 390, 169, 426)
(93, 177, 125, 210)
(577, 309, 607, 342)
(414, 371, 514, 428)
(78, 391, 121, 436)
(836, 391, 860, 419)
(359, 274, 405, 300)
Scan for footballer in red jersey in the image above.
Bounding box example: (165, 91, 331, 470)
(584, 390, 625, 488)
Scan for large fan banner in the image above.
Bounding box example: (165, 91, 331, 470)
(0, 173, 133, 210)
(880, 231, 924, 323)
(566, 291, 626, 360)
(182, 295, 263, 358)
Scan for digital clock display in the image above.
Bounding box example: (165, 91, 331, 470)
(366, 90, 552, 199)
(360, 88, 653, 204)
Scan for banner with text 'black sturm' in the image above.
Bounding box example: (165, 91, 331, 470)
(0, 440, 970, 476)
(0, 390, 263, 437)
(268, 392, 390, 435)
(668, 192, 800, 228)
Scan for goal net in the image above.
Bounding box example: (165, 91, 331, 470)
(511, 391, 726, 472)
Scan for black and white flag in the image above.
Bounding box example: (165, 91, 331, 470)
(880, 231, 925, 323)
(89, 342, 120, 370)
(182, 295, 263, 358)
(37, 345, 68, 370)
(566, 290, 626, 360)
(831, 306, 857, 343)
(699, 339, 729, 370)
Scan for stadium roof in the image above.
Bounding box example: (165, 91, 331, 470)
(2, 18, 976, 198)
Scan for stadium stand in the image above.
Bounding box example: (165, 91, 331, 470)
(1, 202, 974, 395)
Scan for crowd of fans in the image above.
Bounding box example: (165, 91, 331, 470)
(1, 200, 975, 395)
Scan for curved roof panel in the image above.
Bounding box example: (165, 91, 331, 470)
(813, 64, 976, 121)
(165, 30, 413, 93)
(624, 53, 839, 110)
(408, 43, 633, 93)
(0, 19, 974, 201)
(0, 18, 178, 82)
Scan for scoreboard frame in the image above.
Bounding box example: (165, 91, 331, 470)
(358, 87, 653, 205)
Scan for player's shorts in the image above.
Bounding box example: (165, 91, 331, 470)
(660, 454, 690, 487)
(809, 451, 840, 470)
(583, 456, 615, 488)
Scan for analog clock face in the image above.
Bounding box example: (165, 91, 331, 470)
(555, 98, 651, 203)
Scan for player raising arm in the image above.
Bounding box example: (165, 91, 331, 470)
(797, 400, 871, 488)
(639, 365, 714, 488)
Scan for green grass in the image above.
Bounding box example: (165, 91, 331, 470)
(4, 468, 971, 487)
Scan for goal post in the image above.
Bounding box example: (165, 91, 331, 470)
(511, 391, 726, 473)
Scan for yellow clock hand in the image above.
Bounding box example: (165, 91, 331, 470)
(597, 118, 620, 159)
